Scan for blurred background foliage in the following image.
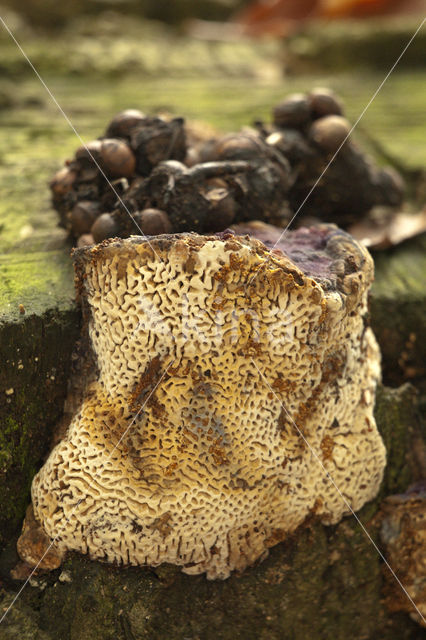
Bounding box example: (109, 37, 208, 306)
(1, 0, 425, 83)
(0, 0, 245, 30)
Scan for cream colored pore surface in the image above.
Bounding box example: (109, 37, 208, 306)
(31, 233, 385, 579)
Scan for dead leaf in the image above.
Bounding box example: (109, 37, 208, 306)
(348, 209, 426, 250)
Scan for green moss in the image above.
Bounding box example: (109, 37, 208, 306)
(372, 235, 426, 301)
(0, 310, 80, 546)
(0, 248, 75, 320)
(0, 417, 33, 476)
(371, 235, 426, 385)
(374, 383, 422, 497)
(0, 590, 50, 640)
(0, 412, 39, 524)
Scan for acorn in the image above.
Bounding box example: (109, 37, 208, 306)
(49, 166, 77, 196)
(308, 88, 343, 119)
(105, 109, 146, 139)
(75, 139, 135, 180)
(133, 208, 172, 236)
(98, 139, 136, 178)
(273, 94, 311, 129)
(309, 116, 351, 153)
(212, 133, 264, 161)
(70, 201, 101, 236)
(77, 233, 95, 248)
(91, 213, 120, 243)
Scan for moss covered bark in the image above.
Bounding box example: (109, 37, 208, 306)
(0, 310, 80, 548)
(371, 234, 426, 387)
(0, 178, 80, 549)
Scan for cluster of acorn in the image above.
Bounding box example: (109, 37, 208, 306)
(262, 89, 404, 222)
(50, 88, 404, 247)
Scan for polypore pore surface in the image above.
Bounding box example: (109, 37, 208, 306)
(28, 225, 385, 579)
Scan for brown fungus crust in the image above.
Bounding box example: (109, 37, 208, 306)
(22, 226, 385, 579)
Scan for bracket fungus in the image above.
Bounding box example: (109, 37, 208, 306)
(18, 224, 386, 579)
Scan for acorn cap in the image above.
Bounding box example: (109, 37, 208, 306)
(75, 140, 103, 181)
(75, 139, 102, 163)
(130, 116, 187, 175)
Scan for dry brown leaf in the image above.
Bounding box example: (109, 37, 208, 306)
(348, 209, 426, 250)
